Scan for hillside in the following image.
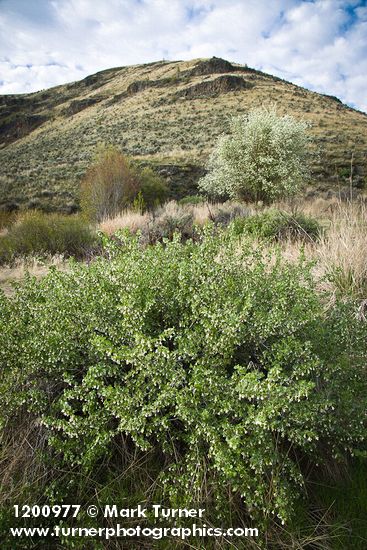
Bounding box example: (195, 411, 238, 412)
(0, 57, 366, 213)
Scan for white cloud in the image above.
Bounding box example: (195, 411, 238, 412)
(256, 0, 367, 111)
(0, 0, 366, 112)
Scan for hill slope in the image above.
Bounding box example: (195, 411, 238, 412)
(0, 57, 366, 212)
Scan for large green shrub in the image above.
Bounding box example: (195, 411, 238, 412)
(0, 211, 95, 264)
(0, 229, 366, 526)
(199, 106, 310, 203)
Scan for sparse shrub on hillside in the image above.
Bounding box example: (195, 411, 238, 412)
(233, 209, 321, 242)
(199, 105, 310, 203)
(0, 211, 95, 264)
(0, 229, 366, 532)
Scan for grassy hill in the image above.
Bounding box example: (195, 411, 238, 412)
(0, 56, 366, 213)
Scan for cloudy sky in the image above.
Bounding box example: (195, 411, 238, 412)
(0, 0, 366, 112)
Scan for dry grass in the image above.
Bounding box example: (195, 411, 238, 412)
(0, 418, 48, 504)
(277, 199, 367, 298)
(316, 201, 367, 297)
(98, 201, 252, 237)
(99, 210, 149, 235)
(191, 202, 213, 225)
(273, 196, 341, 219)
(0, 254, 68, 296)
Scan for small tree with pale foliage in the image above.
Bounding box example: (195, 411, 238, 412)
(199, 106, 310, 204)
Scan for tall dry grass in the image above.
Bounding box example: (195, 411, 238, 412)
(316, 201, 367, 297)
(99, 210, 149, 236)
(278, 200, 367, 298)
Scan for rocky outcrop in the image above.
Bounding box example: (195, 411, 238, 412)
(189, 57, 236, 76)
(0, 113, 47, 145)
(64, 96, 106, 116)
(126, 77, 178, 95)
(176, 75, 254, 99)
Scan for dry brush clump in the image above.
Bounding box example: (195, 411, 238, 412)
(268, 199, 367, 299)
(99, 210, 150, 236)
(98, 200, 253, 244)
(80, 146, 142, 222)
(80, 146, 168, 222)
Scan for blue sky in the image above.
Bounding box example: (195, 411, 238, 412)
(0, 0, 366, 112)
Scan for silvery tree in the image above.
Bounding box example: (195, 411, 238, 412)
(199, 106, 310, 204)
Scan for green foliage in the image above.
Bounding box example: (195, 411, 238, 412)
(131, 191, 146, 214)
(0, 229, 366, 529)
(139, 167, 169, 210)
(311, 458, 367, 549)
(179, 195, 206, 206)
(199, 105, 310, 203)
(338, 166, 350, 179)
(0, 211, 95, 264)
(233, 209, 321, 242)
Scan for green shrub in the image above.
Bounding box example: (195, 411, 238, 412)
(0, 229, 366, 529)
(179, 195, 206, 206)
(338, 166, 350, 179)
(199, 105, 310, 203)
(233, 209, 321, 242)
(139, 167, 168, 210)
(0, 211, 95, 264)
